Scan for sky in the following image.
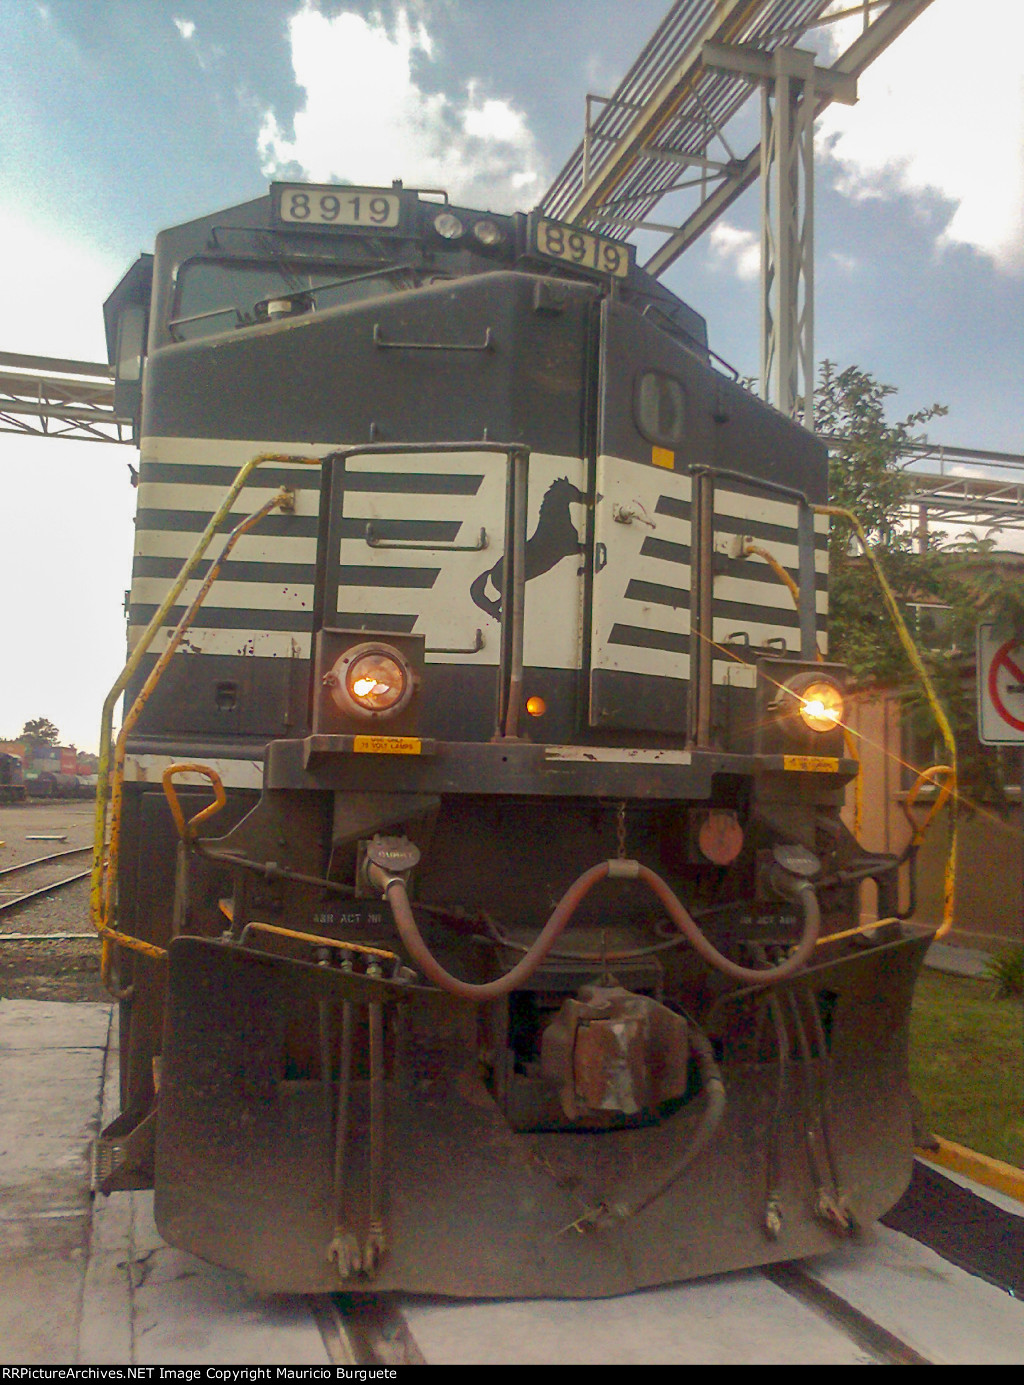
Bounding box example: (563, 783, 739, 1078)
(0, 0, 1022, 751)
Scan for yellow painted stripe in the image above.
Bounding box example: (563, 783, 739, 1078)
(652, 445, 675, 469)
(919, 1137, 1024, 1206)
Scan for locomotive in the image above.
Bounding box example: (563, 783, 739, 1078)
(94, 181, 932, 1297)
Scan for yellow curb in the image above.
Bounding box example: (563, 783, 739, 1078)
(917, 1135, 1024, 1206)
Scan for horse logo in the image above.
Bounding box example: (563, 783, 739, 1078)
(470, 476, 588, 620)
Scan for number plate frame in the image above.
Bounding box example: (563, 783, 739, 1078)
(271, 182, 409, 233)
(527, 212, 633, 280)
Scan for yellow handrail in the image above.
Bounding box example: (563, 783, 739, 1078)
(815, 505, 958, 937)
(91, 452, 321, 992)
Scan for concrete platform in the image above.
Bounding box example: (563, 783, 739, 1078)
(0, 999, 109, 1364)
(0, 997, 331, 1366)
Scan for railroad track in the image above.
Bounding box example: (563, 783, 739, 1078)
(327, 1269, 917, 1365)
(0, 844, 92, 922)
(308, 1179, 1024, 1366)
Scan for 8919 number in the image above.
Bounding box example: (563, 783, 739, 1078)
(275, 185, 400, 229)
(534, 218, 630, 278)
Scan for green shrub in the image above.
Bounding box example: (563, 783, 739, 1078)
(984, 945, 1024, 1000)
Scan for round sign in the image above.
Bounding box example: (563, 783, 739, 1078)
(987, 639, 1024, 733)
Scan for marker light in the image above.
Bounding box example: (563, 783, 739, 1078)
(794, 678, 845, 733)
(473, 219, 504, 246)
(526, 696, 546, 717)
(325, 642, 415, 720)
(433, 212, 465, 240)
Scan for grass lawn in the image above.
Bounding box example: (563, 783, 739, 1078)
(909, 968, 1024, 1169)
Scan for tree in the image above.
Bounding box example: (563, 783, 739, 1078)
(20, 716, 60, 747)
(817, 361, 1024, 810)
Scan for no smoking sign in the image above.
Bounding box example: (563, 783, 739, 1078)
(978, 624, 1024, 744)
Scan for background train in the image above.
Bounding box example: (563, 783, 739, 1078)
(93, 180, 931, 1297)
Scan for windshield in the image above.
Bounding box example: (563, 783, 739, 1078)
(170, 257, 418, 342)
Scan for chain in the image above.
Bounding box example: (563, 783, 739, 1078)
(615, 801, 627, 860)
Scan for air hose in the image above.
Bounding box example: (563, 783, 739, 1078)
(371, 857, 820, 1001)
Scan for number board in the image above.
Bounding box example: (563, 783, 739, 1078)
(529, 213, 632, 280)
(272, 183, 404, 231)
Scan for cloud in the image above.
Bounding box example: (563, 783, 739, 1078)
(828, 250, 858, 274)
(0, 207, 120, 359)
(817, 0, 1024, 274)
(707, 221, 760, 281)
(258, 3, 547, 212)
(173, 17, 196, 41)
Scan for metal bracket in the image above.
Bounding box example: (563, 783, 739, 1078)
(427, 629, 485, 655)
(365, 521, 488, 551)
(373, 323, 494, 352)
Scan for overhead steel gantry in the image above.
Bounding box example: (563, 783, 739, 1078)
(0, 350, 132, 444)
(541, 0, 934, 429)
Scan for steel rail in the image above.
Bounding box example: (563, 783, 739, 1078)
(0, 870, 91, 915)
(0, 846, 92, 878)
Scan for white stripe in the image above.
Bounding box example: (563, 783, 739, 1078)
(137, 480, 321, 517)
(341, 492, 492, 524)
(346, 451, 498, 474)
(714, 575, 829, 616)
(132, 578, 314, 612)
(133, 530, 317, 564)
(140, 434, 334, 468)
(127, 627, 311, 658)
(715, 490, 800, 529)
(124, 754, 264, 790)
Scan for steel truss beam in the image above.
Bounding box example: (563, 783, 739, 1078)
(0, 351, 132, 445)
(822, 437, 1024, 533)
(541, 1, 935, 428)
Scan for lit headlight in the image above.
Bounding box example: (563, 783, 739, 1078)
(776, 673, 845, 734)
(433, 212, 464, 240)
(325, 642, 415, 719)
(472, 218, 504, 246)
(797, 680, 845, 733)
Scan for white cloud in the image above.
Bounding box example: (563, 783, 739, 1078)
(817, 0, 1024, 274)
(0, 208, 135, 752)
(828, 250, 858, 274)
(173, 17, 196, 41)
(708, 221, 760, 281)
(0, 207, 120, 359)
(258, 4, 547, 212)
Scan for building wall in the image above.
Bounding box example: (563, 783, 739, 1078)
(843, 690, 1022, 944)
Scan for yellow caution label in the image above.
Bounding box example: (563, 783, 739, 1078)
(783, 755, 839, 773)
(652, 445, 675, 469)
(353, 735, 422, 755)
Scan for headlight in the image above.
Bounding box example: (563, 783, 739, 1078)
(472, 218, 504, 246)
(796, 679, 845, 733)
(776, 673, 845, 734)
(433, 212, 464, 240)
(325, 642, 415, 720)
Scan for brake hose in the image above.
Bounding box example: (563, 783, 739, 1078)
(371, 858, 820, 1001)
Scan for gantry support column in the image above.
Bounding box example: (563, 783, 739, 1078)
(702, 42, 856, 431)
(760, 47, 816, 431)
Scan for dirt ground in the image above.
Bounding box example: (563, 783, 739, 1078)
(0, 800, 106, 1002)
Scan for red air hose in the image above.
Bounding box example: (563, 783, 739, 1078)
(373, 859, 820, 1002)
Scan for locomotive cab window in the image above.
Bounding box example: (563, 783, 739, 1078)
(634, 370, 686, 448)
(169, 257, 419, 342)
